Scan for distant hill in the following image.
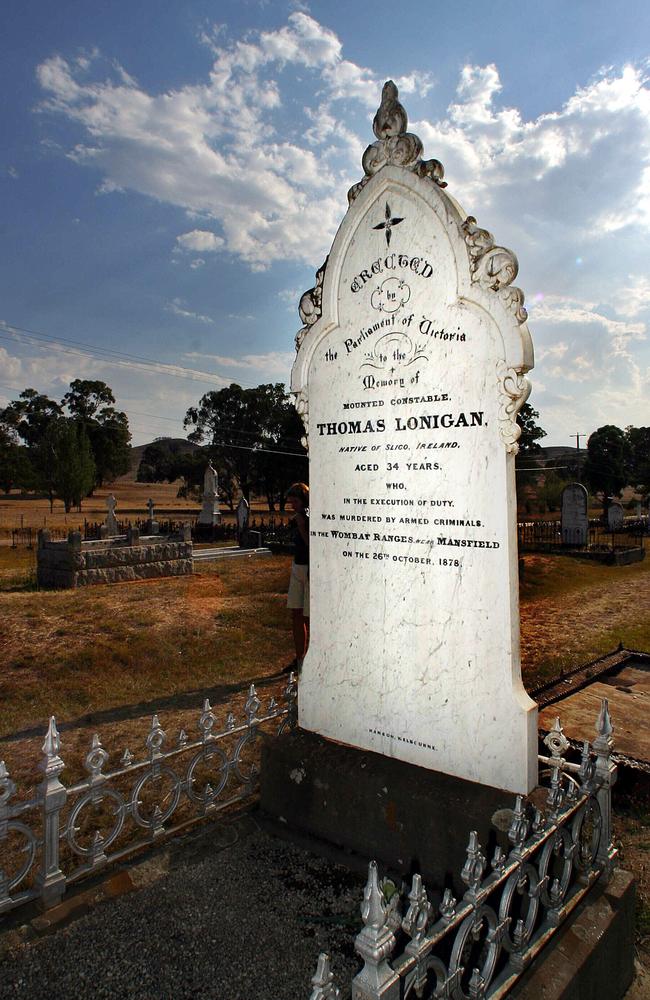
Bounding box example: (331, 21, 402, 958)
(118, 438, 203, 482)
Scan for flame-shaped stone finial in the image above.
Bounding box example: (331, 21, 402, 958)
(373, 80, 408, 140)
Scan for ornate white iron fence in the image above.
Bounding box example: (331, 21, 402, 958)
(308, 698, 617, 1000)
(0, 677, 297, 915)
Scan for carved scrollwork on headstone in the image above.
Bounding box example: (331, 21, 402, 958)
(496, 362, 531, 455)
(462, 217, 528, 325)
(294, 389, 309, 451)
(295, 257, 328, 351)
(348, 80, 446, 205)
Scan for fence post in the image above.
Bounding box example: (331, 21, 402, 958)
(352, 862, 400, 1000)
(34, 717, 67, 909)
(592, 698, 617, 879)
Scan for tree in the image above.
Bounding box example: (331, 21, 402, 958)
(583, 425, 631, 500)
(62, 380, 131, 486)
(0, 389, 62, 449)
(516, 403, 547, 455)
(515, 403, 547, 507)
(87, 407, 131, 486)
(626, 426, 650, 495)
(183, 383, 307, 505)
(62, 379, 115, 420)
(33, 419, 96, 513)
(0, 427, 31, 494)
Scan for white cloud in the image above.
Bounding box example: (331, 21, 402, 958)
(176, 229, 224, 253)
(189, 258, 205, 269)
(30, 16, 650, 443)
(184, 350, 294, 376)
(165, 298, 214, 324)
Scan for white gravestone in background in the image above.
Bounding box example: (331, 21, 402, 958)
(198, 463, 221, 526)
(561, 483, 589, 546)
(607, 502, 624, 530)
(291, 82, 538, 794)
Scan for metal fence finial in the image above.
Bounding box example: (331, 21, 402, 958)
(461, 831, 486, 903)
(309, 953, 340, 1000)
(352, 862, 400, 999)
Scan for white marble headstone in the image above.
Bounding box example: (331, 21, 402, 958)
(561, 483, 588, 546)
(291, 83, 538, 794)
(607, 502, 624, 530)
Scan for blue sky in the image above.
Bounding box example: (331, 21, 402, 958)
(2, 1, 650, 445)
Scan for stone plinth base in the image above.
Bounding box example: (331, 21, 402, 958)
(512, 868, 636, 1000)
(260, 728, 523, 894)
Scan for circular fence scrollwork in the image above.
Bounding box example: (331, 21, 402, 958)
(232, 730, 259, 785)
(4, 821, 38, 892)
(131, 766, 181, 830)
(571, 798, 602, 874)
(186, 745, 229, 808)
(448, 904, 505, 998)
(538, 826, 574, 909)
(67, 788, 125, 858)
(498, 862, 541, 957)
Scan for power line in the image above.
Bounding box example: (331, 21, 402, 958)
(0, 323, 257, 389)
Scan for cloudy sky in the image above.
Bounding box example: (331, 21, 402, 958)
(2, 1, 650, 445)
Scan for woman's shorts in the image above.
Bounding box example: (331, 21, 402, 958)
(287, 562, 310, 616)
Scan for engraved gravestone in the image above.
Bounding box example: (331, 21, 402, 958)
(291, 82, 537, 794)
(607, 501, 624, 530)
(561, 483, 588, 546)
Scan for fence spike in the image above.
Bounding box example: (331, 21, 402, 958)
(84, 732, 109, 778)
(543, 716, 569, 762)
(439, 887, 457, 922)
(461, 831, 486, 903)
(42, 716, 61, 760)
(245, 683, 261, 722)
(120, 748, 134, 767)
(0, 760, 16, 805)
(360, 861, 386, 927)
(309, 952, 340, 1000)
(596, 698, 613, 740)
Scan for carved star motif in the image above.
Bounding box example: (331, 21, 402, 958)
(373, 202, 404, 246)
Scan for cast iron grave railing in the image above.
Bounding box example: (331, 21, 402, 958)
(0, 677, 297, 915)
(308, 698, 617, 1000)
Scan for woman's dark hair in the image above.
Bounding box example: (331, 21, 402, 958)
(286, 482, 309, 505)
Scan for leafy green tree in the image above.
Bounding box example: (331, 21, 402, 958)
(515, 402, 547, 506)
(183, 383, 307, 506)
(0, 389, 62, 448)
(583, 425, 631, 500)
(62, 379, 115, 420)
(0, 427, 32, 493)
(626, 426, 650, 495)
(62, 380, 131, 486)
(34, 418, 96, 513)
(517, 403, 547, 454)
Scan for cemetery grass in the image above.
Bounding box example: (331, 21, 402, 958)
(0, 554, 296, 741)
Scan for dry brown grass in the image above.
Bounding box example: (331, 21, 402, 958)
(0, 555, 296, 740)
(519, 544, 650, 686)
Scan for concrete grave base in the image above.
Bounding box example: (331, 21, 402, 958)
(261, 730, 637, 1000)
(260, 727, 522, 894)
(511, 867, 636, 1000)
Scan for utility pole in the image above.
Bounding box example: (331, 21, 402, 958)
(573, 433, 586, 481)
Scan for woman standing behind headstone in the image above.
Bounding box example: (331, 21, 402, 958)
(285, 482, 309, 673)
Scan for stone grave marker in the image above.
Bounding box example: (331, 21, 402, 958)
(105, 494, 118, 536)
(236, 496, 250, 546)
(291, 81, 537, 794)
(561, 483, 588, 546)
(198, 462, 221, 526)
(608, 501, 624, 530)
